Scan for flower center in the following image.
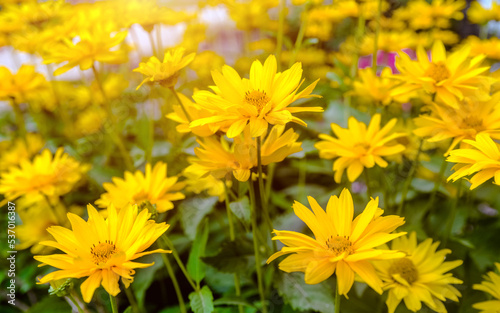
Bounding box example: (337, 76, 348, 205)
(325, 235, 354, 257)
(424, 62, 450, 82)
(460, 115, 484, 131)
(132, 190, 150, 203)
(389, 257, 419, 284)
(244, 89, 270, 112)
(90, 240, 117, 264)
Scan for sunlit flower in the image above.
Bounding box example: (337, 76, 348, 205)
(95, 162, 185, 213)
(189, 50, 225, 82)
(0, 148, 89, 200)
(374, 232, 462, 313)
(267, 189, 405, 296)
(352, 68, 402, 106)
(191, 125, 302, 182)
(468, 1, 500, 25)
(183, 164, 228, 202)
(166, 93, 218, 137)
(134, 47, 195, 90)
(391, 40, 491, 109)
(0, 133, 44, 172)
(34, 203, 170, 302)
(315, 114, 405, 183)
(0, 65, 47, 102)
(447, 134, 500, 190)
(190, 55, 322, 138)
(394, 0, 465, 30)
(465, 36, 500, 61)
(473, 263, 500, 312)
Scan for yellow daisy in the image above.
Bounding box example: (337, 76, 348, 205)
(267, 189, 406, 296)
(374, 232, 463, 313)
(473, 263, 500, 313)
(0, 133, 44, 172)
(189, 55, 323, 138)
(0, 65, 48, 102)
(95, 162, 185, 213)
(391, 40, 491, 109)
(133, 47, 195, 90)
(447, 133, 500, 190)
(315, 114, 406, 183)
(352, 68, 403, 106)
(34, 203, 170, 302)
(183, 163, 228, 202)
(0, 148, 89, 200)
(165, 93, 217, 137)
(414, 92, 500, 154)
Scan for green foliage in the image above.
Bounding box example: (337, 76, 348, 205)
(229, 196, 251, 225)
(187, 219, 210, 285)
(202, 238, 255, 274)
(180, 197, 217, 240)
(189, 286, 215, 313)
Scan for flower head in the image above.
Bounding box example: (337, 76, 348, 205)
(0, 148, 89, 200)
(315, 114, 405, 183)
(352, 68, 402, 106)
(267, 189, 405, 296)
(133, 47, 195, 90)
(190, 55, 323, 138)
(95, 162, 185, 213)
(0, 65, 48, 102)
(391, 40, 491, 109)
(473, 263, 500, 312)
(34, 203, 170, 302)
(447, 133, 500, 190)
(374, 232, 463, 313)
(0, 133, 44, 172)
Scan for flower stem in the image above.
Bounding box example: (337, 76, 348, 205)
(289, 3, 310, 67)
(156, 25, 163, 54)
(109, 294, 119, 313)
(397, 139, 423, 216)
(10, 98, 26, 138)
(161, 235, 197, 291)
(169, 87, 192, 123)
(68, 293, 85, 313)
(248, 181, 268, 313)
(427, 156, 448, 211)
(372, 0, 382, 72)
(125, 287, 142, 313)
(444, 180, 462, 247)
(334, 281, 341, 313)
(275, 0, 286, 71)
(161, 253, 187, 313)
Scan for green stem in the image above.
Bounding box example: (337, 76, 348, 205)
(334, 281, 341, 313)
(275, 0, 286, 71)
(109, 294, 119, 313)
(125, 287, 142, 313)
(169, 87, 192, 123)
(397, 139, 423, 216)
(264, 163, 276, 203)
(161, 253, 187, 313)
(161, 235, 197, 291)
(248, 181, 268, 313)
(42, 195, 66, 227)
(427, 157, 448, 211)
(11, 98, 26, 138)
(298, 158, 306, 202)
(372, 0, 382, 72)
(68, 294, 85, 313)
(443, 181, 462, 247)
(289, 3, 309, 67)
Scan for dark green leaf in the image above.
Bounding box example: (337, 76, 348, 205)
(26, 295, 72, 313)
(180, 197, 217, 240)
(213, 296, 255, 308)
(202, 238, 254, 274)
(229, 197, 251, 224)
(132, 254, 163, 308)
(187, 219, 210, 284)
(189, 285, 214, 313)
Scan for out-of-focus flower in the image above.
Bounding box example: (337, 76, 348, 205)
(414, 29, 460, 48)
(374, 232, 462, 313)
(352, 68, 402, 106)
(391, 41, 491, 109)
(413, 92, 500, 154)
(473, 263, 500, 312)
(0, 148, 89, 200)
(189, 50, 225, 82)
(394, 0, 465, 30)
(134, 47, 195, 90)
(356, 31, 417, 55)
(468, 1, 500, 25)
(183, 164, 228, 202)
(96, 162, 185, 213)
(2, 0, 70, 30)
(0, 65, 48, 102)
(447, 134, 500, 190)
(166, 93, 217, 137)
(190, 55, 322, 138)
(180, 23, 207, 54)
(267, 189, 405, 296)
(74, 107, 107, 137)
(226, 0, 278, 31)
(0, 133, 44, 172)
(34, 204, 170, 302)
(315, 114, 405, 183)
(191, 125, 302, 182)
(465, 36, 500, 61)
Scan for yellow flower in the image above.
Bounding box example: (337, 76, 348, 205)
(134, 47, 195, 90)
(315, 114, 405, 183)
(95, 162, 185, 213)
(473, 263, 500, 312)
(0, 148, 89, 200)
(190, 55, 323, 138)
(34, 203, 170, 302)
(0, 133, 44, 172)
(0, 65, 47, 102)
(391, 40, 491, 109)
(191, 125, 302, 182)
(183, 164, 228, 202)
(189, 50, 225, 82)
(447, 134, 500, 190)
(43, 24, 128, 76)
(468, 1, 500, 25)
(465, 36, 500, 61)
(352, 68, 402, 106)
(394, 0, 465, 30)
(414, 92, 500, 154)
(267, 189, 406, 296)
(374, 232, 462, 313)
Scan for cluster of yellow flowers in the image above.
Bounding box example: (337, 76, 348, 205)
(1, 0, 500, 313)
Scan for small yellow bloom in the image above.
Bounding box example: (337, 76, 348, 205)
(183, 164, 228, 202)
(0, 148, 89, 200)
(134, 47, 195, 90)
(473, 263, 500, 312)
(190, 55, 323, 138)
(374, 232, 463, 313)
(0, 65, 47, 102)
(34, 203, 170, 302)
(315, 114, 405, 183)
(447, 133, 500, 190)
(267, 189, 406, 296)
(0, 133, 44, 172)
(352, 68, 402, 106)
(468, 1, 500, 25)
(96, 162, 185, 213)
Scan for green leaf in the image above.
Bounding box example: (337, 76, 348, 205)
(26, 295, 72, 313)
(189, 285, 214, 313)
(202, 238, 255, 274)
(132, 254, 163, 308)
(187, 219, 210, 284)
(180, 197, 217, 240)
(123, 307, 133, 313)
(229, 196, 251, 224)
(277, 273, 335, 313)
(213, 296, 255, 308)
